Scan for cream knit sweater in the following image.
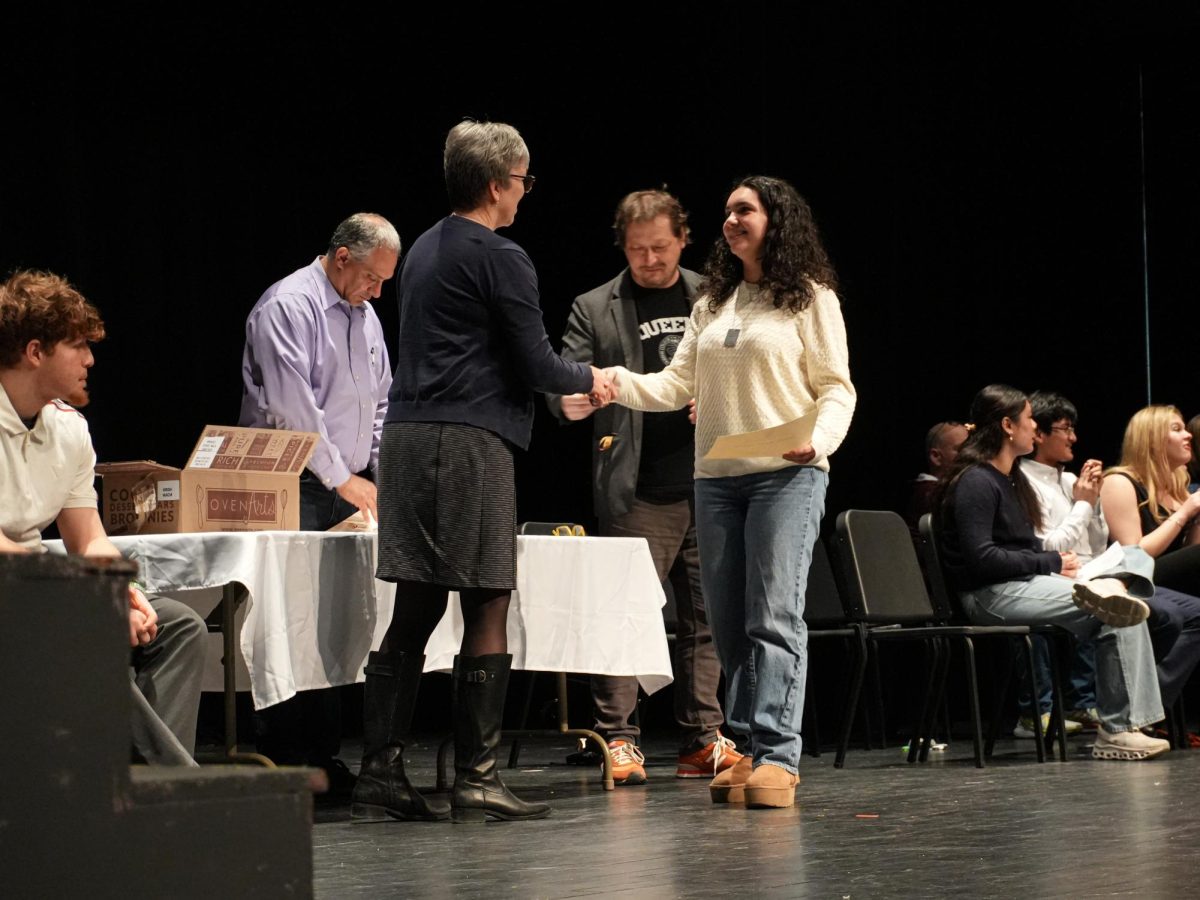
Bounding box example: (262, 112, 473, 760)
(612, 282, 855, 479)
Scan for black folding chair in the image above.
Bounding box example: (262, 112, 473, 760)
(834, 510, 1049, 768)
(802, 538, 869, 768)
(919, 514, 1071, 761)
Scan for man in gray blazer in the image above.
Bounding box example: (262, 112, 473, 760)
(546, 190, 740, 785)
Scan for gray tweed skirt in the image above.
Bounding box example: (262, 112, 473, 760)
(376, 422, 517, 590)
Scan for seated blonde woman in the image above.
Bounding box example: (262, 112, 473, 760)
(1102, 405, 1200, 598)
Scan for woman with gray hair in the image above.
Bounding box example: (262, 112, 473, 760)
(351, 120, 613, 824)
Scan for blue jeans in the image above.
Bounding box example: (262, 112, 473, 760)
(1018, 636, 1097, 716)
(960, 546, 1164, 732)
(694, 466, 828, 773)
(1020, 584, 1200, 714)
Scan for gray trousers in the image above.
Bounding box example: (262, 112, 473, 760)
(593, 497, 724, 752)
(129, 596, 206, 766)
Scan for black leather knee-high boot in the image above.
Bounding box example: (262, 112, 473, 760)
(451, 653, 551, 824)
(351, 650, 449, 821)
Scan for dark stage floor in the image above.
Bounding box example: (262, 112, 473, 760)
(302, 731, 1200, 899)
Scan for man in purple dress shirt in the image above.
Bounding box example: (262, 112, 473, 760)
(239, 212, 400, 797)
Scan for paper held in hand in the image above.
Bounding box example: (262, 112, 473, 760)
(703, 408, 819, 460)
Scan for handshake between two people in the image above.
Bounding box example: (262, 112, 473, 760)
(563, 367, 699, 425)
(559, 366, 623, 421)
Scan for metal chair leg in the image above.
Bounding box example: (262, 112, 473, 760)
(552, 672, 613, 790)
(985, 637, 1016, 759)
(1018, 635, 1045, 763)
(216, 583, 272, 767)
(1045, 631, 1069, 761)
(1175, 696, 1190, 750)
(835, 627, 869, 769)
(909, 638, 943, 763)
(867, 647, 887, 750)
(919, 637, 953, 763)
(1167, 697, 1189, 750)
(959, 637, 985, 769)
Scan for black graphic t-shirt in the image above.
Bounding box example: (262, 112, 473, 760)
(632, 279, 694, 502)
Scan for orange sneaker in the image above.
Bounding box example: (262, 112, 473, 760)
(677, 734, 744, 778)
(606, 740, 647, 786)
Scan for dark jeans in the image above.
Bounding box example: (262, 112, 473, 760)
(298, 470, 364, 531)
(1156, 544, 1200, 598)
(591, 496, 724, 752)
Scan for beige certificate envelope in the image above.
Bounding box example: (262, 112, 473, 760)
(703, 408, 818, 459)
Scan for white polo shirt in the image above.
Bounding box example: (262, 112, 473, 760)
(0, 382, 97, 550)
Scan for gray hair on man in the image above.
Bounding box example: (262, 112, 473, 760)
(327, 212, 401, 261)
(443, 120, 529, 212)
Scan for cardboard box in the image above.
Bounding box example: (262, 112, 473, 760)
(95, 461, 183, 536)
(97, 425, 318, 535)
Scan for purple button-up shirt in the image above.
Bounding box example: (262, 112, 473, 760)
(239, 257, 391, 489)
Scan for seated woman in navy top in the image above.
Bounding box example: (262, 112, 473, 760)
(936, 384, 1169, 761)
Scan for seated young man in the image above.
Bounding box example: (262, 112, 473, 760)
(1022, 390, 1200, 732)
(0, 270, 205, 765)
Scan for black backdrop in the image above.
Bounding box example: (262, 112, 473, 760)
(4, 7, 1197, 534)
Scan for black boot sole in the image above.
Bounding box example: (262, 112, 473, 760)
(351, 801, 450, 822)
(450, 805, 552, 824)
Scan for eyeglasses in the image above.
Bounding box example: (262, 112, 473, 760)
(509, 173, 536, 194)
(1050, 425, 1077, 437)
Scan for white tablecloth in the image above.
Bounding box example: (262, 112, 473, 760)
(401, 536, 673, 694)
(51, 531, 381, 709)
(47, 532, 672, 708)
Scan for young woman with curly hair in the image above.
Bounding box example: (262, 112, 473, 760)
(605, 175, 856, 808)
(1102, 405, 1200, 596)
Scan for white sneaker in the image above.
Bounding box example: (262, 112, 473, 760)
(1072, 579, 1151, 628)
(1065, 707, 1102, 731)
(1013, 713, 1083, 739)
(1091, 726, 1170, 760)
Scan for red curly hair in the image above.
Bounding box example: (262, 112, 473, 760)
(0, 270, 105, 367)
